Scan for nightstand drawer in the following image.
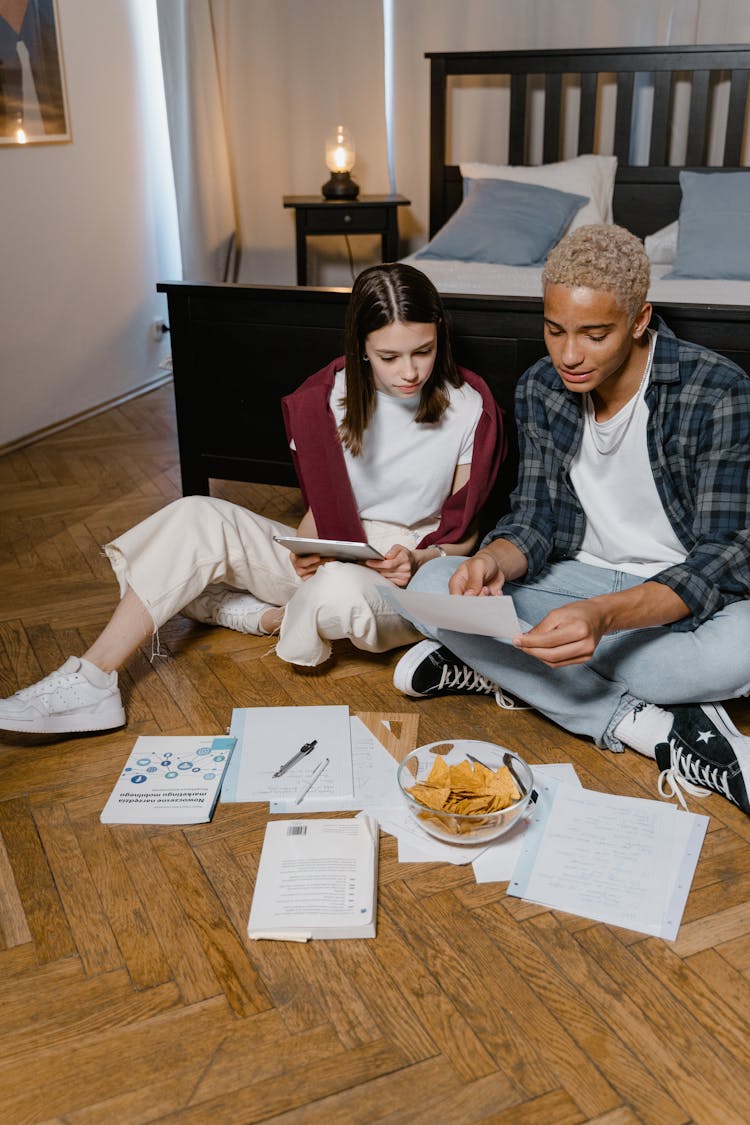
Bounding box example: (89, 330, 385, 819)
(304, 206, 389, 233)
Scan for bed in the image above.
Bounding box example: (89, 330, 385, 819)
(158, 43, 750, 519)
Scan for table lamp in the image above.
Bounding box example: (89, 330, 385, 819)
(322, 124, 359, 199)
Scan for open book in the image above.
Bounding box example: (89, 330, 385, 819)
(247, 814, 378, 941)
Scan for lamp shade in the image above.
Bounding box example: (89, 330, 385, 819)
(325, 125, 355, 174)
(322, 124, 360, 199)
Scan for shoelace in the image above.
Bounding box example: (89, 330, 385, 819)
(495, 688, 528, 711)
(437, 661, 495, 694)
(656, 737, 725, 811)
(436, 660, 527, 711)
(15, 671, 76, 699)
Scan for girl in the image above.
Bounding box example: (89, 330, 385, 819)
(0, 263, 504, 734)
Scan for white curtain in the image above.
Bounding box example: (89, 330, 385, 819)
(156, 0, 238, 281)
(158, 0, 388, 286)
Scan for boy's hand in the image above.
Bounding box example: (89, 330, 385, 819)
(513, 601, 607, 666)
(449, 552, 507, 596)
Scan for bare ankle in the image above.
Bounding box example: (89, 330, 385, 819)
(260, 607, 285, 635)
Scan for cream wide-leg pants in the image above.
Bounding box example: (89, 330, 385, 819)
(104, 495, 425, 666)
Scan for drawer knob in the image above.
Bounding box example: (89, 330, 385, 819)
(344, 213, 352, 223)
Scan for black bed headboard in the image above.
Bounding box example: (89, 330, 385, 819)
(427, 44, 750, 239)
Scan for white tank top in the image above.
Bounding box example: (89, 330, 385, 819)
(569, 330, 687, 577)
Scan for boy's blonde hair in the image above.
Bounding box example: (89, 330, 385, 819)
(542, 224, 650, 319)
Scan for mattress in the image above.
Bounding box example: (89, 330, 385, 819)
(403, 257, 750, 307)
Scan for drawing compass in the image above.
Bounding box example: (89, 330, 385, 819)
(272, 739, 318, 778)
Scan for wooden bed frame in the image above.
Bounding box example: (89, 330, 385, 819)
(159, 43, 750, 516)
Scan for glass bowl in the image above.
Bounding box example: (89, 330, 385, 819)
(397, 739, 535, 846)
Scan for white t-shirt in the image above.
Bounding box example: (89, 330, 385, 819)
(569, 330, 687, 577)
(329, 369, 482, 528)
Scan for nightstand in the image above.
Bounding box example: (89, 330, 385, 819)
(283, 194, 411, 285)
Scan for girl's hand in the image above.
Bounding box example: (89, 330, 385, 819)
(364, 544, 416, 588)
(290, 551, 324, 580)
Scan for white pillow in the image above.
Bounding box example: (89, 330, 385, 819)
(644, 220, 679, 265)
(460, 154, 617, 232)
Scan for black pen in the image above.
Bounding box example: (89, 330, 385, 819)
(272, 738, 318, 778)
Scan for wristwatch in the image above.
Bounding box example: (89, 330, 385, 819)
(433, 545, 447, 557)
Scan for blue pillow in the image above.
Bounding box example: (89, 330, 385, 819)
(669, 171, 750, 280)
(414, 178, 588, 266)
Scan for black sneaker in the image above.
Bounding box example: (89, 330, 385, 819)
(393, 640, 502, 700)
(655, 702, 750, 814)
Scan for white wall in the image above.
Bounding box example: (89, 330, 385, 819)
(0, 0, 181, 449)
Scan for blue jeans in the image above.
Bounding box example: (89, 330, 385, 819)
(407, 558, 750, 752)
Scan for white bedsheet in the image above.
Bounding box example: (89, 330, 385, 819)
(403, 256, 750, 307)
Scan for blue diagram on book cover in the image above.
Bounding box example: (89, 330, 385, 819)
(123, 743, 230, 785)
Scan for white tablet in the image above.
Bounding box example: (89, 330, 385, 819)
(273, 535, 384, 561)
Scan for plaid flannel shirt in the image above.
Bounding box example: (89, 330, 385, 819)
(484, 317, 750, 629)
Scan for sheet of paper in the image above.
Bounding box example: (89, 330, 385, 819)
(222, 705, 353, 803)
(383, 587, 527, 639)
(247, 813, 378, 940)
(269, 713, 417, 814)
(471, 763, 582, 883)
(378, 806, 493, 865)
(508, 781, 708, 940)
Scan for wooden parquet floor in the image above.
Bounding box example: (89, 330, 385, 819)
(1, 384, 750, 1124)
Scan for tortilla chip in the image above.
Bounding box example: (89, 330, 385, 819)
(409, 783, 451, 811)
(425, 757, 451, 787)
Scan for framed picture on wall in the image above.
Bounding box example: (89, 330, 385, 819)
(0, 0, 70, 145)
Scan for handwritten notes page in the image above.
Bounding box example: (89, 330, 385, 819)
(471, 763, 582, 882)
(509, 780, 708, 940)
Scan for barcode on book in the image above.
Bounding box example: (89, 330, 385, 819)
(287, 825, 307, 836)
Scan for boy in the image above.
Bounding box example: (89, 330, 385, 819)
(394, 224, 750, 813)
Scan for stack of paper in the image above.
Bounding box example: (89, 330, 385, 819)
(223, 705, 419, 813)
(508, 779, 708, 940)
(222, 705, 354, 805)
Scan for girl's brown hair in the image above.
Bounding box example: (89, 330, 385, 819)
(340, 262, 461, 455)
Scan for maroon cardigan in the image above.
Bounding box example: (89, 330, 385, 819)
(281, 358, 506, 548)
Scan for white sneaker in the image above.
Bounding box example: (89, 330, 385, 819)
(182, 584, 278, 635)
(0, 656, 125, 734)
